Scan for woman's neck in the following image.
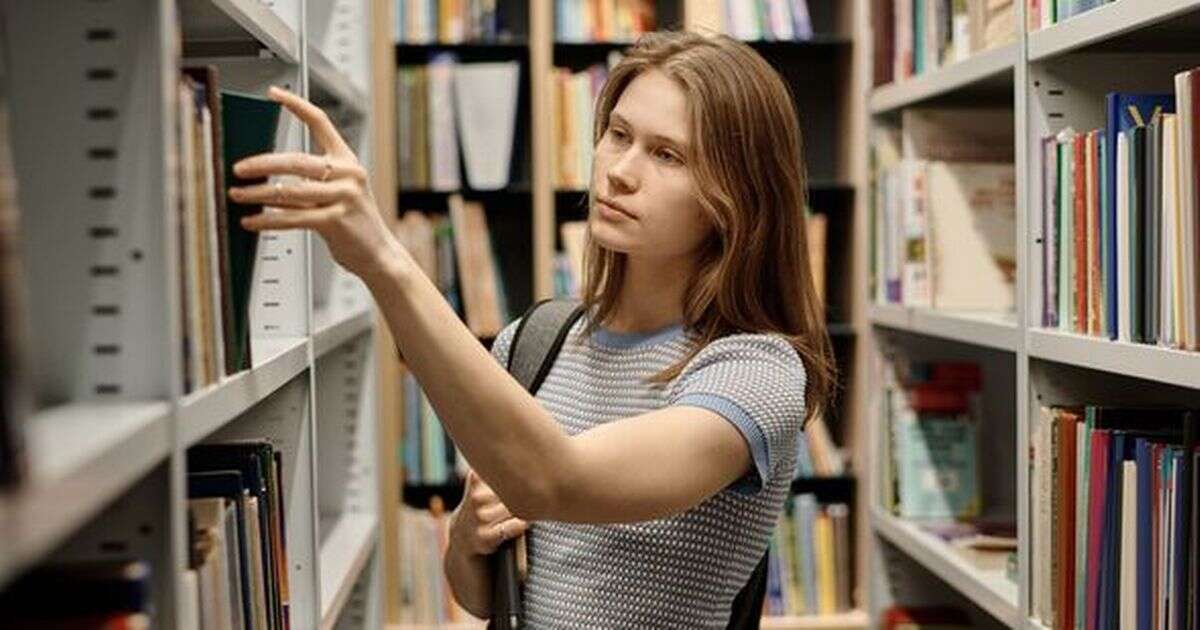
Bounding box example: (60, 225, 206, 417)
(603, 253, 694, 334)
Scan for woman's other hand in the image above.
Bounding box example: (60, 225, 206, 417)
(450, 469, 529, 557)
(230, 86, 403, 284)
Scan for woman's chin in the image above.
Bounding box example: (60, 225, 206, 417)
(587, 220, 635, 253)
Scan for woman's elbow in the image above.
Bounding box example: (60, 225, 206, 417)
(503, 473, 566, 521)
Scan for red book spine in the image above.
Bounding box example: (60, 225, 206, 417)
(1056, 412, 1078, 630)
(1074, 134, 1089, 333)
(1084, 430, 1110, 630)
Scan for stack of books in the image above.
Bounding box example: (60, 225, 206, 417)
(1037, 69, 1200, 349)
(555, 0, 656, 43)
(401, 371, 466, 486)
(175, 67, 282, 393)
(394, 195, 509, 339)
(764, 494, 853, 617)
(872, 108, 1016, 312)
(552, 63, 609, 191)
(686, 0, 814, 42)
(880, 358, 982, 520)
(1028, 406, 1197, 630)
(398, 501, 472, 625)
(1026, 0, 1115, 31)
(394, 0, 504, 45)
(186, 441, 292, 630)
(397, 55, 521, 192)
(873, 0, 1016, 86)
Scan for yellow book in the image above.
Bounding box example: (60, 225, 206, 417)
(815, 513, 837, 614)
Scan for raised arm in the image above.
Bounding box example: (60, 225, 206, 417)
(231, 88, 796, 523)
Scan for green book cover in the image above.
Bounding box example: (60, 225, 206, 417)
(221, 90, 281, 371)
(895, 412, 980, 519)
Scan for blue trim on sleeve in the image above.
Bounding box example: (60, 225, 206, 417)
(675, 392, 771, 495)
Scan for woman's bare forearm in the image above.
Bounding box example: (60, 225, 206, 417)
(364, 245, 569, 517)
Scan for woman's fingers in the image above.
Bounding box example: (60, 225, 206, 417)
(240, 207, 340, 232)
(233, 152, 365, 183)
(475, 500, 513, 525)
(474, 517, 529, 555)
(267, 86, 353, 158)
(230, 178, 358, 207)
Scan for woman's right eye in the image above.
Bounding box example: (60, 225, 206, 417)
(609, 127, 629, 143)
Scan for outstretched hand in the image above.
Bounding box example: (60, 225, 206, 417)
(229, 86, 402, 283)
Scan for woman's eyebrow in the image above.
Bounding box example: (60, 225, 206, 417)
(610, 112, 689, 151)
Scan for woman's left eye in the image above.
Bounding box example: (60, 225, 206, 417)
(655, 149, 681, 165)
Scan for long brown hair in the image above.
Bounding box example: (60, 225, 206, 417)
(581, 30, 835, 427)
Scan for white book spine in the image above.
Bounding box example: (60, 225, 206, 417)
(1120, 460, 1138, 630)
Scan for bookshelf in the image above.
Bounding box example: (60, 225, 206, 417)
(0, 0, 391, 628)
(861, 0, 1200, 628)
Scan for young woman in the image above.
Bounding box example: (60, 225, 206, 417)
(232, 30, 834, 628)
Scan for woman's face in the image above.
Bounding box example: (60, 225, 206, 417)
(589, 69, 714, 261)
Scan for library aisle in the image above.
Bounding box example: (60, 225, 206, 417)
(1, 1, 1198, 629)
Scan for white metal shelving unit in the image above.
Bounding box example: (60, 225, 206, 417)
(0, 0, 384, 628)
(860, 0, 1200, 628)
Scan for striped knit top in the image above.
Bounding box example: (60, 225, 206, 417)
(489, 314, 807, 628)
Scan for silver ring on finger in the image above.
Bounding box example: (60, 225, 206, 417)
(498, 521, 507, 541)
(273, 180, 284, 203)
(320, 156, 333, 182)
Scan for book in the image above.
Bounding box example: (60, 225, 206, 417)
(0, 98, 28, 488)
(221, 91, 282, 372)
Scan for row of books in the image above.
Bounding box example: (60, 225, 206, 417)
(1026, 0, 1113, 31)
(394, 198, 510, 338)
(397, 56, 520, 192)
(796, 413, 846, 478)
(1028, 406, 1197, 630)
(555, 0, 656, 43)
(397, 501, 471, 625)
(0, 559, 153, 627)
(763, 495, 853, 617)
(872, 108, 1016, 311)
(1038, 74, 1200, 350)
(186, 440, 292, 630)
(0, 96, 28, 489)
(174, 67, 280, 394)
(394, 0, 503, 45)
(872, 0, 1016, 87)
(880, 358, 982, 519)
(552, 63, 607, 190)
(401, 371, 467, 486)
(687, 0, 815, 42)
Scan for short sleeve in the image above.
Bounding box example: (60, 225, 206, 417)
(489, 319, 521, 368)
(669, 334, 807, 494)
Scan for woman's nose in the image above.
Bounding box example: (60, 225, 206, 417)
(606, 150, 638, 193)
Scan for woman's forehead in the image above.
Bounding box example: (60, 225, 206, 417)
(612, 69, 690, 145)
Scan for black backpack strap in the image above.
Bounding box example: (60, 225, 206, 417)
(506, 298, 585, 395)
(489, 298, 584, 630)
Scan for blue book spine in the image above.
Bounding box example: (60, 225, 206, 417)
(404, 375, 421, 484)
(1106, 93, 1177, 340)
(1136, 438, 1153, 630)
